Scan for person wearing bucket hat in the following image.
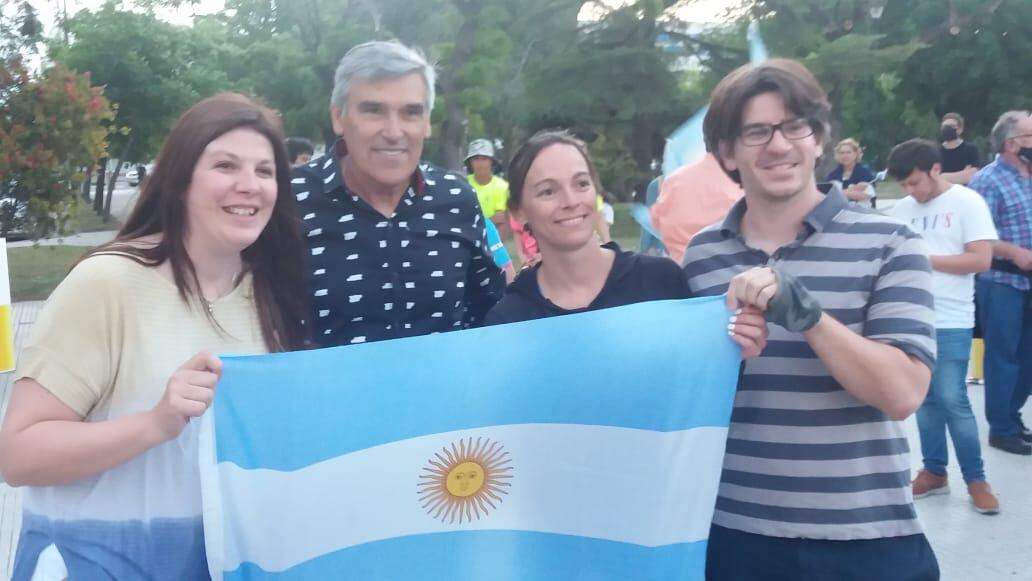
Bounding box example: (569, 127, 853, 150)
(465, 139, 510, 239)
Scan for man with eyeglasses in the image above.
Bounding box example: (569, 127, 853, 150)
(682, 59, 939, 579)
(969, 110, 1032, 455)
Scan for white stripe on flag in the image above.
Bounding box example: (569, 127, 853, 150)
(206, 422, 727, 574)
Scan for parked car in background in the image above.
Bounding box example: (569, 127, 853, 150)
(126, 162, 155, 186)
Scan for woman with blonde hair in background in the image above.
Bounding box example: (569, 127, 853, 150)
(826, 137, 878, 206)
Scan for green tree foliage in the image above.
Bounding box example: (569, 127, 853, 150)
(894, 0, 1032, 148)
(728, 0, 1015, 167)
(34, 0, 1030, 204)
(519, 0, 695, 197)
(204, 0, 376, 145)
(0, 59, 114, 237)
(51, 3, 231, 162)
(434, 0, 513, 169)
(2, 1, 114, 238)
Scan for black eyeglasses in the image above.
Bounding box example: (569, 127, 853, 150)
(738, 118, 815, 147)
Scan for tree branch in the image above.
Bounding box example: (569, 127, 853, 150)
(921, 0, 1007, 42)
(659, 28, 748, 59)
(357, 0, 382, 32)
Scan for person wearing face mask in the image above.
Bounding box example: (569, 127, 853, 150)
(969, 110, 1032, 455)
(939, 112, 981, 185)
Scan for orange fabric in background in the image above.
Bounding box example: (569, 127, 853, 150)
(651, 153, 743, 264)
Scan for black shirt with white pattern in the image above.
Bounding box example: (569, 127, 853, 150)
(291, 145, 505, 347)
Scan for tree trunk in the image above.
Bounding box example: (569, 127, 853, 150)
(438, 2, 480, 171)
(630, 118, 659, 203)
(819, 82, 844, 177)
(81, 166, 93, 202)
(104, 137, 134, 220)
(94, 157, 107, 214)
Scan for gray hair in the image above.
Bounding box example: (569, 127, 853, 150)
(330, 41, 436, 112)
(989, 110, 1031, 153)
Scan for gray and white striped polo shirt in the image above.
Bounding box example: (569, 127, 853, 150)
(683, 187, 936, 540)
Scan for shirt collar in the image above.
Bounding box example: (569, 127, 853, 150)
(720, 183, 848, 239)
(330, 138, 427, 196)
(994, 155, 1029, 178)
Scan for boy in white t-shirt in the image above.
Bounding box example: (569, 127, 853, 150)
(888, 138, 1001, 514)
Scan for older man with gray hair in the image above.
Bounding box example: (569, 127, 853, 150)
(292, 40, 504, 347)
(970, 110, 1032, 455)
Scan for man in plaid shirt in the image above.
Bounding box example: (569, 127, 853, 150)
(970, 110, 1032, 455)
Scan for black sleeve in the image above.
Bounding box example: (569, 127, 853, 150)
(482, 306, 511, 327)
(482, 291, 539, 327)
(642, 255, 693, 300)
(964, 144, 981, 168)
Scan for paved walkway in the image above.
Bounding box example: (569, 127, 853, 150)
(7, 230, 118, 249)
(6, 181, 137, 250)
(0, 300, 1028, 579)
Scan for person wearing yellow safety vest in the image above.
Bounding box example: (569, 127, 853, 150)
(465, 139, 511, 240)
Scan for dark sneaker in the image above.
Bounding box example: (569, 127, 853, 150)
(988, 435, 1032, 455)
(1018, 421, 1032, 443)
(912, 469, 949, 499)
(967, 481, 1000, 515)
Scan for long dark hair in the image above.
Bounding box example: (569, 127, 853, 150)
(83, 92, 309, 352)
(506, 130, 603, 212)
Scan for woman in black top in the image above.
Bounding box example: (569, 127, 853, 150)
(484, 131, 766, 357)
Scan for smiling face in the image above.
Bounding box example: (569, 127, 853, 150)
(183, 128, 278, 255)
(331, 72, 431, 195)
(719, 92, 823, 204)
(512, 143, 600, 252)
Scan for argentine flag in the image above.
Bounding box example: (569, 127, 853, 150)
(200, 296, 740, 580)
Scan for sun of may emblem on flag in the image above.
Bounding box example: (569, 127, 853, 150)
(418, 437, 513, 524)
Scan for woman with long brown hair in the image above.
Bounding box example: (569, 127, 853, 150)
(0, 92, 308, 580)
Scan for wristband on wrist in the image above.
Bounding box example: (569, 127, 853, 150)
(766, 267, 822, 332)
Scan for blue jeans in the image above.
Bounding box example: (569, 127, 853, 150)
(706, 525, 939, 580)
(975, 279, 1032, 437)
(916, 328, 985, 483)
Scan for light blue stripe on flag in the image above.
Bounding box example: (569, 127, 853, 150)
(225, 532, 708, 581)
(201, 296, 740, 580)
(212, 296, 739, 471)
